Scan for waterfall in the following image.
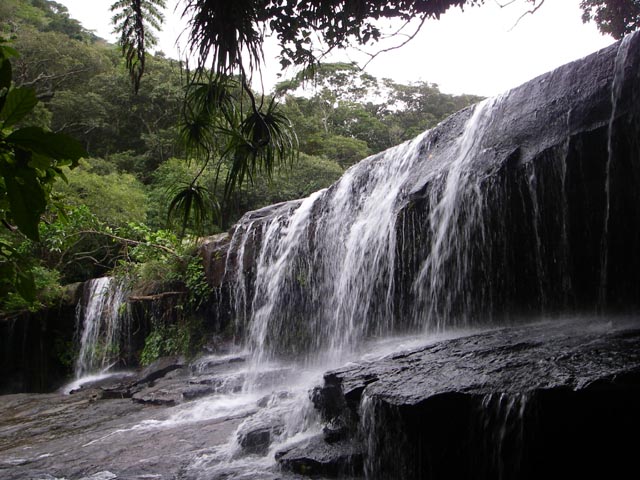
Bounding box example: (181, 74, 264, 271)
(194, 37, 640, 479)
(414, 96, 502, 328)
(221, 29, 640, 366)
(599, 33, 636, 308)
(225, 130, 435, 367)
(74, 277, 129, 378)
(225, 97, 514, 366)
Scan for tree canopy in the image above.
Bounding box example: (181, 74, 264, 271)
(580, 0, 640, 39)
(112, 0, 640, 92)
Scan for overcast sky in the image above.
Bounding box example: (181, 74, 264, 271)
(57, 0, 615, 97)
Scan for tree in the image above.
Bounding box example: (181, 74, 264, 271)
(580, 0, 640, 39)
(111, 0, 166, 92)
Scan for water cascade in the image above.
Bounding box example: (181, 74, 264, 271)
(73, 277, 130, 378)
(208, 31, 640, 478)
(3, 33, 640, 480)
(223, 32, 640, 368)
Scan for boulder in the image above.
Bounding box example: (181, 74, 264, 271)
(311, 320, 640, 479)
(275, 435, 363, 477)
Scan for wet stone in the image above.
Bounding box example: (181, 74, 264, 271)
(276, 435, 364, 477)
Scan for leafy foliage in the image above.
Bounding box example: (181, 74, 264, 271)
(140, 318, 203, 365)
(173, 75, 298, 232)
(580, 0, 640, 39)
(167, 182, 213, 237)
(0, 36, 85, 304)
(53, 159, 148, 226)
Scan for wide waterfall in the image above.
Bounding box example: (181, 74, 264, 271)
(221, 30, 640, 368)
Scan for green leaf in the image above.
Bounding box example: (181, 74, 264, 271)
(6, 127, 86, 165)
(0, 88, 37, 128)
(0, 44, 19, 60)
(0, 163, 46, 241)
(28, 153, 53, 171)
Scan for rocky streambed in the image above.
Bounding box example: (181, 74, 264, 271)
(1, 317, 639, 479)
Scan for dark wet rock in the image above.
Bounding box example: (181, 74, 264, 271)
(238, 426, 274, 455)
(257, 390, 291, 408)
(322, 418, 349, 444)
(190, 373, 244, 395)
(235, 392, 291, 456)
(136, 355, 186, 385)
(313, 320, 640, 479)
(276, 435, 363, 477)
(199, 233, 232, 288)
(190, 353, 247, 375)
(0, 299, 78, 394)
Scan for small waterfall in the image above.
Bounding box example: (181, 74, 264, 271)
(478, 393, 529, 480)
(74, 277, 129, 378)
(247, 191, 324, 370)
(599, 33, 635, 307)
(360, 393, 410, 479)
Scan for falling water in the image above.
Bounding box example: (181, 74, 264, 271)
(222, 97, 522, 370)
(478, 393, 529, 480)
(414, 97, 502, 328)
(225, 130, 440, 370)
(74, 277, 129, 378)
(599, 33, 635, 307)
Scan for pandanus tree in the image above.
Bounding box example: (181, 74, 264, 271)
(113, 0, 299, 236)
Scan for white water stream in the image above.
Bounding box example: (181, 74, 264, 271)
(73, 277, 129, 379)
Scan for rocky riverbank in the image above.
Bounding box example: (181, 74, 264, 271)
(2, 317, 640, 479)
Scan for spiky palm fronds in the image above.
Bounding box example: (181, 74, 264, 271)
(111, 0, 167, 92)
(167, 182, 217, 238)
(181, 0, 266, 77)
(179, 76, 238, 157)
(222, 97, 298, 198)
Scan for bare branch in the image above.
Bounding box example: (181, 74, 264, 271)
(509, 0, 546, 31)
(65, 229, 182, 258)
(361, 15, 429, 70)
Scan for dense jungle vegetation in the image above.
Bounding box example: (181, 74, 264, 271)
(0, 0, 481, 314)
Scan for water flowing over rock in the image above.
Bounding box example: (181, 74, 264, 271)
(3, 33, 640, 480)
(311, 319, 640, 479)
(210, 32, 640, 367)
(74, 277, 130, 378)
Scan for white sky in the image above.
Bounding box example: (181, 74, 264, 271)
(57, 0, 614, 97)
